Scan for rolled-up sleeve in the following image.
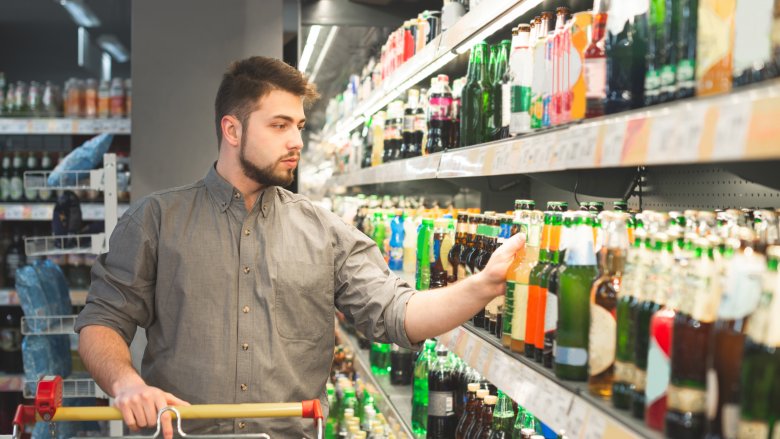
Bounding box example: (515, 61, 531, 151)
(74, 202, 158, 345)
(331, 216, 421, 350)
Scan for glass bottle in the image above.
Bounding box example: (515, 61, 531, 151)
(554, 211, 598, 381)
(526, 206, 553, 358)
(605, 0, 650, 113)
(537, 205, 564, 363)
(430, 218, 451, 289)
(492, 40, 511, 140)
(449, 212, 469, 283)
(461, 42, 488, 147)
(675, 0, 698, 99)
(456, 383, 481, 438)
(511, 208, 541, 354)
(509, 24, 533, 135)
(544, 211, 573, 368)
(427, 347, 458, 438)
(585, 0, 608, 118)
(695, 0, 736, 97)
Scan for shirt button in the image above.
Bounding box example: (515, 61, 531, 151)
(240, 384, 248, 391)
(242, 305, 250, 313)
(244, 229, 251, 236)
(242, 343, 249, 351)
(243, 266, 250, 274)
(238, 421, 246, 429)
(234, 192, 241, 199)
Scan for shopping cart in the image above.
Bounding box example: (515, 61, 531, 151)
(5, 376, 324, 439)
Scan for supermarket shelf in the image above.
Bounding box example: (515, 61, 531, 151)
(320, 0, 542, 141)
(0, 374, 24, 392)
(328, 79, 780, 188)
(0, 202, 129, 221)
(0, 117, 131, 135)
(437, 323, 662, 439)
(24, 233, 106, 256)
(331, 153, 442, 187)
(25, 169, 106, 191)
(23, 377, 108, 399)
(21, 315, 77, 335)
(336, 325, 414, 439)
(0, 289, 88, 306)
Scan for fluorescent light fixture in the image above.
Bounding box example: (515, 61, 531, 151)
(60, 0, 101, 27)
(298, 25, 322, 73)
(455, 0, 543, 54)
(97, 34, 129, 63)
(101, 52, 112, 81)
(78, 26, 88, 67)
(309, 26, 339, 83)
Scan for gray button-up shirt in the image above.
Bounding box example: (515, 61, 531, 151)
(75, 165, 419, 437)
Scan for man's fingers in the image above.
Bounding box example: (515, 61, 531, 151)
(116, 402, 139, 432)
(165, 392, 191, 406)
(161, 410, 174, 439)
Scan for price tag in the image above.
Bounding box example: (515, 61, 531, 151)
(679, 105, 707, 162)
(0, 290, 12, 305)
(473, 147, 488, 175)
(549, 387, 573, 431)
(490, 355, 510, 389)
(582, 411, 607, 439)
(514, 380, 536, 407)
(712, 101, 753, 160)
(82, 204, 105, 220)
(31, 205, 52, 220)
(600, 121, 626, 167)
(647, 113, 678, 164)
(4, 205, 24, 220)
(492, 143, 514, 175)
(52, 118, 73, 133)
(461, 338, 476, 363)
(0, 119, 28, 134)
(473, 345, 493, 371)
(565, 398, 589, 438)
(30, 119, 49, 133)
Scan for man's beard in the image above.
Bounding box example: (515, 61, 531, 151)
(238, 138, 297, 187)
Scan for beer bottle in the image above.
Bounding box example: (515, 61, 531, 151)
(588, 212, 628, 398)
(24, 152, 39, 202)
(487, 391, 514, 438)
(732, 0, 775, 86)
(402, 89, 421, 158)
(9, 152, 24, 202)
(555, 211, 599, 381)
(481, 216, 502, 332)
(449, 212, 469, 283)
(470, 221, 489, 326)
(493, 39, 511, 140)
(526, 205, 554, 358)
(484, 44, 500, 140)
(585, 0, 608, 118)
(390, 343, 414, 385)
(431, 218, 451, 289)
(459, 213, 480, 281)
(412, 339, 438, 436)
(695, 0, 736, 97)
(462, 389, 489, 438)
(544, 211, 574, 368)
(536, 206, 563, 363)
(427, 346, 458, 438)
(416, 218, 435, 290)
(504, 201, 532, 348)
(605, 0, 649, 113)
(461, 42, 489, 147)
(737, 245, 779, 438)
(456, 383, 480, 438)
(38, 152, 54, 202)
(707, 228, 765, 439)
(0, 154, 11, 202)
(674, 0, 698, 99)
(531, 13, 552, 129)
(511, 208, 542, 354)
(509, 24, 533, 135)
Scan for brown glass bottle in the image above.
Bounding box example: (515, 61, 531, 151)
(460, 389, 488, 439)
(481, 216, 501, 331)
(449, 212, 469, 283)
(470, 219, 488, 326)
(460, 214, 481, 280)
(431, 218, 451, 289)
(469, 394, 496, 439)
(456, 383, 480, 439)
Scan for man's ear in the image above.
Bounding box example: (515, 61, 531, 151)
(221, 115, 242, 148)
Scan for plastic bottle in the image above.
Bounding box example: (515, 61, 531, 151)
(389, 210, 405, 271)
(412, 340, 438, 436)
(416, 218, 435, 290)
(403, 209, 418, 273)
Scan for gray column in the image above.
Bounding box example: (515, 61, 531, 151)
(131, 0, 283, 199)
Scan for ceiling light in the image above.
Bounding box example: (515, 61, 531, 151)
(59, 0, 101, 27)
(309, 26, 339, 83)
(97, 35, 129, 63)
(298, 25, 322, 73)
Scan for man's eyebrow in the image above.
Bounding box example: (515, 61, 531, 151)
(270, 115, 306, 124)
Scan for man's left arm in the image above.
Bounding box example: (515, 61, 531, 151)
(403, 232, 525, 344)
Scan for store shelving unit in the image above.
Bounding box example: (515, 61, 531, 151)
(0, 118, 131, 135)
(328, 79, 780, 189)
(0, 289, 88, 306)
(0, 203, 129, 221)
(336, 324, 414, 439)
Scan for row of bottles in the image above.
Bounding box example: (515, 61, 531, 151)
(0, 73, 131, 119)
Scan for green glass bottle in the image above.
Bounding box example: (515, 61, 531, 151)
(605, 0, 649, 113)
(412, 339, 438, 436)
(461, 42, 488, 147)
(511, 406, 538, 439)
(555, 212, 599, 381)
(487, 391, 515, 438)
(674, 0, 697, 99)
(488, 41, 509, 141)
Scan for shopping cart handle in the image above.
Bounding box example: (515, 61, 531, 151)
(300, 399, 323, 420)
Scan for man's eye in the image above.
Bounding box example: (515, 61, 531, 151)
(298, 126, 306, 132)
(273, 124, 286, 130)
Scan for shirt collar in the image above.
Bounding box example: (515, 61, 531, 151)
(204, 164, 275, 217)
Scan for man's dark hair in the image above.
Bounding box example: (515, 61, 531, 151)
(214, 56, 320, 147)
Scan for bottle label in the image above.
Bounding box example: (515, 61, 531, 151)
(504, 281, 515, 335)
(645, 332, 671, 408)
(413, 114, 427, 132)
(544, 290, 558, 334)
(428, 390, 454, 416)
(389, 246, 404, 268)
(588, 303, 616, 376)
(9, 177, 23, 201)
(501, 83, 511, 128)
(696, 5, 732, 85)
(584, 58, 607, 99)
(667, 384, 707, 413)
(706, 368, 718, 419)
(0, 178, 10, 200)
(660, 65, 676, 93)
(738, 420, 769, 439)
(429, 96, 453, 120)
(485, 296, 504, 316)
(721, 403, 740, 439)
(385, 126, 402, 140)
(644, 69, 661, 97)
(732, 0, 774, 75)
(555, 345, 587, 367)
(633, 368, 647, 392)
(403, 115, 415, 132)
(719, 254, 763, 320)
(614, 360, 635, 385)
(511, 282, 529, 342)
(677, 59, 695, 88)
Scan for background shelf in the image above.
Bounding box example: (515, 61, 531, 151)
(0, 289, 88, 306)
(0, 118, 131, 135)
(24, 233, 106, 256)
(0, 203, 129, 221)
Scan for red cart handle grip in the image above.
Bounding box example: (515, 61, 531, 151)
(300, 399, 323, 420)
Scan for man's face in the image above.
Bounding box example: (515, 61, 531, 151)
(238, 89, 305, 187)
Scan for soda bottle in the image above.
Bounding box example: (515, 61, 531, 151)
(384, 101, 404, 162)
(449, 212, 469, 283)
(472, 394, 497, 439)
(555, 211, 599, 381)
(416, 218, 435, 290)
(461, 42, 489, 147)
(371, 212, 386, 260)
(371, 111, 385, 167)
(487, 391, 514, 438)
(390, 343, 414, 385)
(425, 74, 454, 153)
(388, 210, 405, 271)
(427, 347, 457, 438)
(402, 89, 422, 158)
(585, 0, 608, 118)
(431, 218, 451, 288)
(413, 340, 438, 436)
(455, 383, 480, 438)
(370, 342, 390, 376)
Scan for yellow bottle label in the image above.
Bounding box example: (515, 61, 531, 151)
(588, 303, 616, 376)
(511, 283, 529, 341)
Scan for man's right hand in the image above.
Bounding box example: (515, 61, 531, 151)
(113, 377, 190, 439)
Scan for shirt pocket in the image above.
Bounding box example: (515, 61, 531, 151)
(274, 262, 334, 340)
